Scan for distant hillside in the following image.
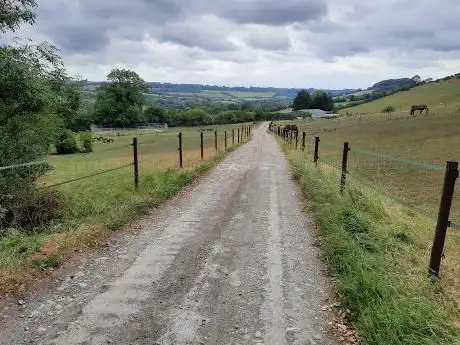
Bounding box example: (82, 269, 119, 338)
(370, 77, 417, 92)
(86, 81, 356, 99)
(341, 77, 460, 114)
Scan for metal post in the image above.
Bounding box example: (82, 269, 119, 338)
(429, 161, 459, 277)
(340, 142, 350, 193)
(178, 132, 183, 168)
(215, 130, 218, 152)
(224, 130, 227, 150)
(200, 132, 204, 160)
(314, 136, 320, 164)
(132, 137, 139, 189)
(302, 132, 306, 151)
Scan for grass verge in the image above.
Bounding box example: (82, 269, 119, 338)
(0, 144, 242, 295)
(284, 145, 460, 345)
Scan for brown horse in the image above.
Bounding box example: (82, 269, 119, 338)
(410, 104, 429, 116)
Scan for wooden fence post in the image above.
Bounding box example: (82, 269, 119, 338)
(132, 137, 139, 189)
(302, 132, 306, 151)
(429, 161, 459, 277)
(200, 132, 204, 160)
(178, 132, 183, 168)
(238, 128, 240, 143)
(340, 142, 350, 193)
(215, 130, 218, 152)
(224, 130, 227, 150)
(314, 136, 320, 164)
(232, 129, 235, 145)
(295, 131, 299, 149)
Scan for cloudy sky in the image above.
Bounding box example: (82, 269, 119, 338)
(5, 0, 460, 89)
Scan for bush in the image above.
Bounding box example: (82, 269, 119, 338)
(382, 105, 395, 113)
(9, 189, 66, 230)
(79, 132, 93, 153)
(55, 129, 79, 155)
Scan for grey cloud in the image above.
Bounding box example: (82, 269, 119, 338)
(217, 0, 328, 25)
(300, 0, 460, 59)
(51, 25, 108, 53)
(33, 0, 329, 54)
(244, 30, 291, 51)
(160, 20, 237, 51)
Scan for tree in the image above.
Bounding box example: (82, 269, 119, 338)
(311, 91, 334, 111)
(292, 90, 312, 111)
(0, 1, 71, 226)
(94, 69, 148, 126)
(144, 105, 166, 123)
(182, 108, 213, 126)
(0, 0, 37, 33)
(55, 78, 92, 131)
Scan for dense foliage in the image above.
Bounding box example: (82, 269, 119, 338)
(292, 89, 334, 111)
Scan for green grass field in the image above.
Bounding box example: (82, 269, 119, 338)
(0, 123, 252, 294)
(273, 78, 460, 303)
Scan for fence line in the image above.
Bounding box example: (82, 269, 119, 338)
(270, 124, 458, 277)
(1, 123, 256, 194)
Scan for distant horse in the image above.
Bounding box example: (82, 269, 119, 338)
(410, 104, 429, 116)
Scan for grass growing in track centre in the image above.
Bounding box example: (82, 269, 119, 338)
(0, 123, 252, 294)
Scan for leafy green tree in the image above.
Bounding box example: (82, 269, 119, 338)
(94, 69, 148, 126)
(55, 78, 92, 131)
(0, 1, 70, 226)
(311, 90, 334, 111)
(144, 105, 167, 123)
(0, 0, 37, 33)
(183, 108, 213, 126)
(292, 90, 312, 110)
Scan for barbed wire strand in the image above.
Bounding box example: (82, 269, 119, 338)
(316, 157, 438, 223)
(37, 163, 133, 190)
(0, 161, 48, 171)
(352, 149, 446, 172)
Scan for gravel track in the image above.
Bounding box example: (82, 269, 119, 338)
(0, 123, 340, 345)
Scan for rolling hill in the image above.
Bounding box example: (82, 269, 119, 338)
(341, 77, 460, 114)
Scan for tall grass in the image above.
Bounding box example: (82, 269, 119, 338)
(285, 147, 460, 345)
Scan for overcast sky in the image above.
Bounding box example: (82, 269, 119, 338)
(5, 0, 460, 89)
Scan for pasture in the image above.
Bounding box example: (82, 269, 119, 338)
(0, 123, 251, 293)
(274, 92, 460, 301)
(343, 78, 460, 114)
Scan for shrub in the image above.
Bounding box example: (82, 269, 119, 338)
(55, 129, 79, 155)
(382, 105, 394, 113)
(79, 132, 93, 153)
(9, 189, 66, 230)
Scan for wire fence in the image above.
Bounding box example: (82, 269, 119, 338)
(270, 124, 459, 276)
(1, 124, 255, 193)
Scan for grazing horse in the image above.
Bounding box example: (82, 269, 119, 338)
(410, 104, 429, 116)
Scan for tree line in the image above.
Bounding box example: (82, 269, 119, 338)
(292, 89, 334, 112)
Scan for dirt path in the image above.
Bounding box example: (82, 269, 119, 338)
(0, 123, 340, 345)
